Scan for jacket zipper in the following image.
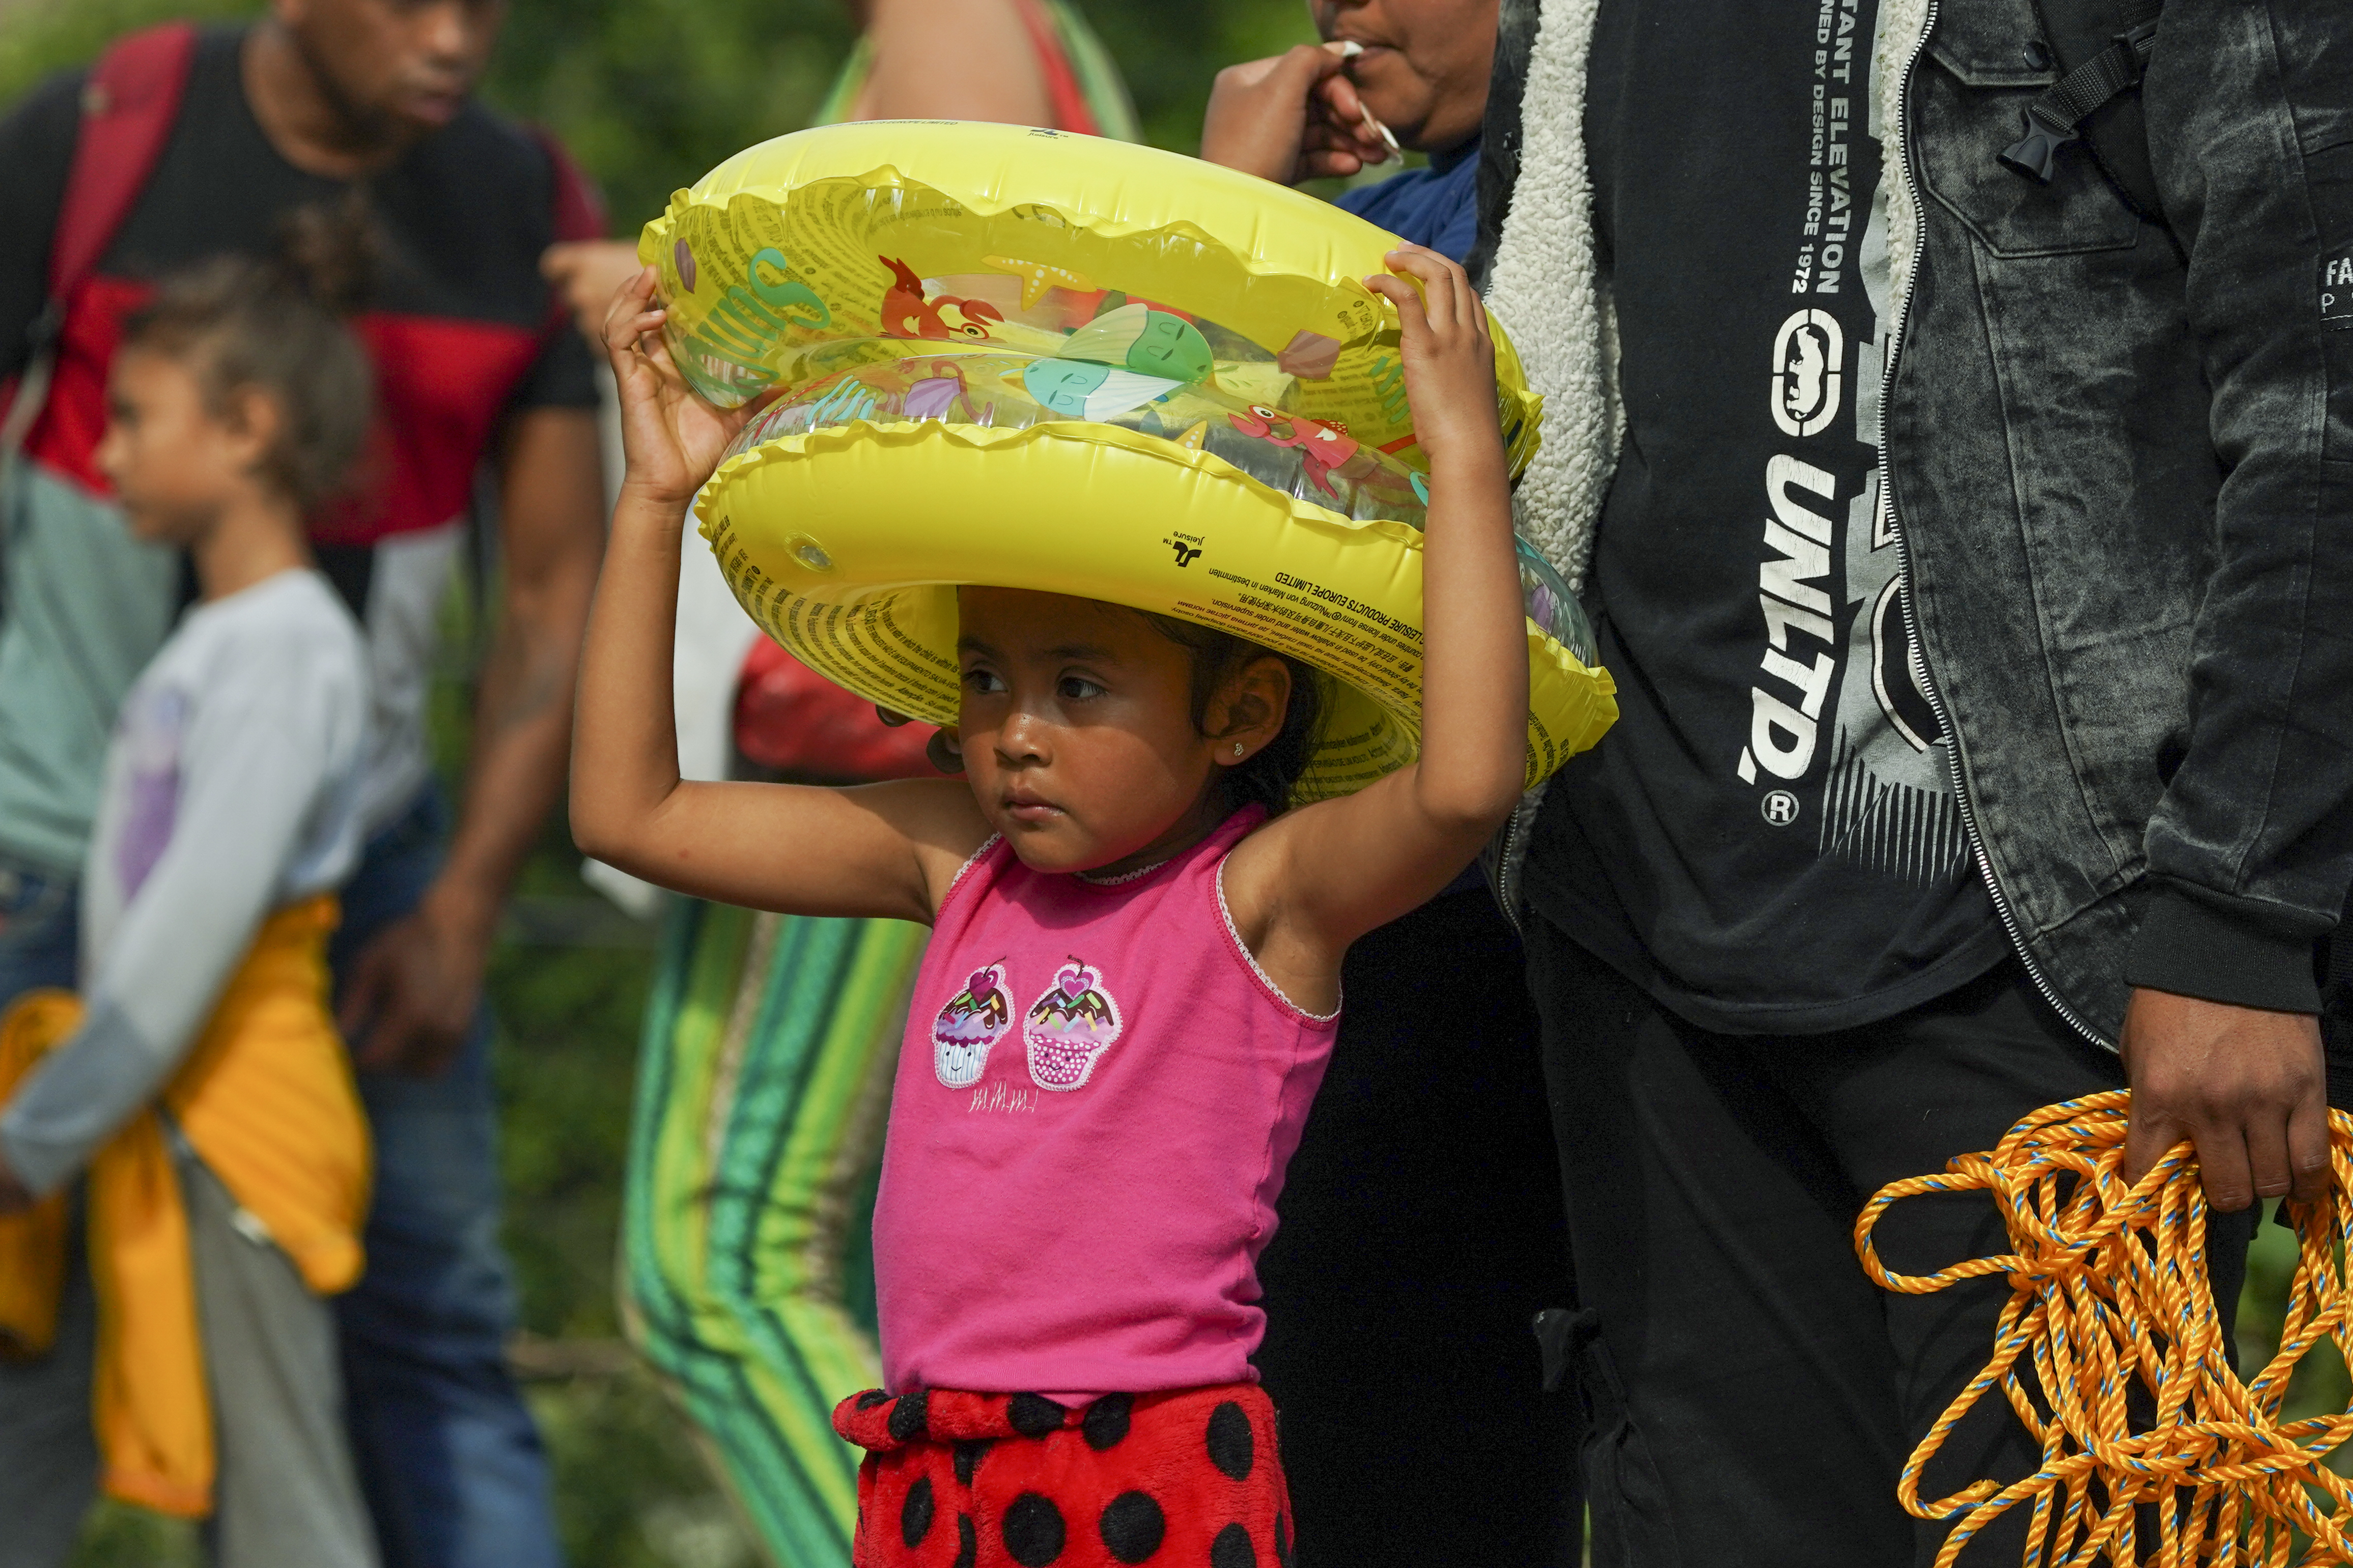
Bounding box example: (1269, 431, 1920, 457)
(1493, 784, 1530, 937)
(1876, 0, 2109, 1050)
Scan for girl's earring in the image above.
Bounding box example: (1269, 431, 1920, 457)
(1232, 743, 1245, 757)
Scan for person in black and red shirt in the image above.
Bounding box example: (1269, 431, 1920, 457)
(0, 6, 603, 1566)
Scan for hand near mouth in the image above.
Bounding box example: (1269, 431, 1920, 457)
(1201, 41, 1396, 186)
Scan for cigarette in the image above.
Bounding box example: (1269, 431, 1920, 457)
(1331, 41, 1399, 160)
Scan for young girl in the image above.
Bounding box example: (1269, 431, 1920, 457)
(0, 209, 378, 1568)
(576, 243, 1529, 1565)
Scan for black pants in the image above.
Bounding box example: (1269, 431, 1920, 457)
(1526, 920, 2253, 1567)
(1255, 888, 1584, 1566)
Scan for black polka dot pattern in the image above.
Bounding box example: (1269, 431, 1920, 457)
(1206, 1402, 1254, 1481)
(1008, 1392, 1067, 1438)
(1098, 1490, 1165, 1563)
(1082, 1392, 1133, 1451)
(841, 1385, 1286, 1568)
(902, 1476, 935, 1548)
(855, 1389, 892, 1410)
(1002, 1492, 1068, 1566)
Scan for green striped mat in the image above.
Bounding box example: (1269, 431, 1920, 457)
(622, 901, 926, 1564)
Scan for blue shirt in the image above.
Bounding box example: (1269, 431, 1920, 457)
(1334, 136, 1480, 263)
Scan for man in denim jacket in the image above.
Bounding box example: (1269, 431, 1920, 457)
(1477, 0, 2351, 1557)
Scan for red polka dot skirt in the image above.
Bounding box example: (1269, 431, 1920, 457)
(832, 1384, 1295, 1568)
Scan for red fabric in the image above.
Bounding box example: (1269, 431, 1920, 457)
(834, 1384, 1294, 1568)
(731, 638, 938, 782)
(311, 313, 543, 544)
(50, 23, 197, 294)
(1013, 0, 1099, 137)
(0, 22, 193, 434)
(25, 275, 543, 545)
(20, 274, 143, 488)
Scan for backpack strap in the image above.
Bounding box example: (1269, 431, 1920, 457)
(1, 21, 198, 455)
(52, 24, 200, 296)
(2000, 0, 2166, 220)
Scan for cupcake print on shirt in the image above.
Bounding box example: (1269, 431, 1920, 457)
(1025, 960, 1124, 1091)
(932, 962, 1013, 1088)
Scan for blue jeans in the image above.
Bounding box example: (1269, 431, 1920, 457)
(0, 850, 78, 1005)
(331, 790, 564, 1568)
(0, 852, 93, 1568)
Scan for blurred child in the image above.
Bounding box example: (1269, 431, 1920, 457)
(573, 242, 1528, 1565)
(0, 205, 378, 1568)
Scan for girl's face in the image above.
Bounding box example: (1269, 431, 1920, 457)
(96, 348, 271, 545)
(955, 589, 1291, 875)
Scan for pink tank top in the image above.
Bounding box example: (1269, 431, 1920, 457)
(873, 806, 1339, 1404)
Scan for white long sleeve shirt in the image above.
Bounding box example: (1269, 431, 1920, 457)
(1, 568, 368, 1194)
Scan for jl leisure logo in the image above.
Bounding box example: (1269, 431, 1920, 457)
(1771, 309, 1844, 436)
(2326, 252, 2353, 330)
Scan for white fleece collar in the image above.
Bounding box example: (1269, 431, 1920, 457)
(1484, 0, 1611, 591)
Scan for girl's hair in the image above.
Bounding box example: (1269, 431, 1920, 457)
(1138, 612, 1323, 816)
(121, 193, 377, 511)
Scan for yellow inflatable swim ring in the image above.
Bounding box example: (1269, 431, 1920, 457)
(657, 124, 1618, 802)
(640, 120, 1542, 475)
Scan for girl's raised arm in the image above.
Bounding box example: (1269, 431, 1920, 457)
(570, 269, 989, 922)
(1227, 246, 1532, 964)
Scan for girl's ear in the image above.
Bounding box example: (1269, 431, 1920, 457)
(218, 384, 285, 477)
(1209, 654, 1292, 758)
(927, 726, 965, 776)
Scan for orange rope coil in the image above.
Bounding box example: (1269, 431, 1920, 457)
(1853, 1090, 2353, 1567)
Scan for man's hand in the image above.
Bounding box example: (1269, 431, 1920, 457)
(347, 405, 601, 1078)
(543, 241, 647, 343)
(340, 889, 495, 1076)
(2120, 986, 2329, 1211)
(1201, 42, 1390, 185)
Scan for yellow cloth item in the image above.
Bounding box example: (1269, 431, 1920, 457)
(0, 895, 370, 1519)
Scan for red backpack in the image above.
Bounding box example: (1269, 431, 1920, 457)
(0, 22, 198, 453)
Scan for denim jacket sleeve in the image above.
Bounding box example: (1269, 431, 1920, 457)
(2128, 0, 2353, 1014)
